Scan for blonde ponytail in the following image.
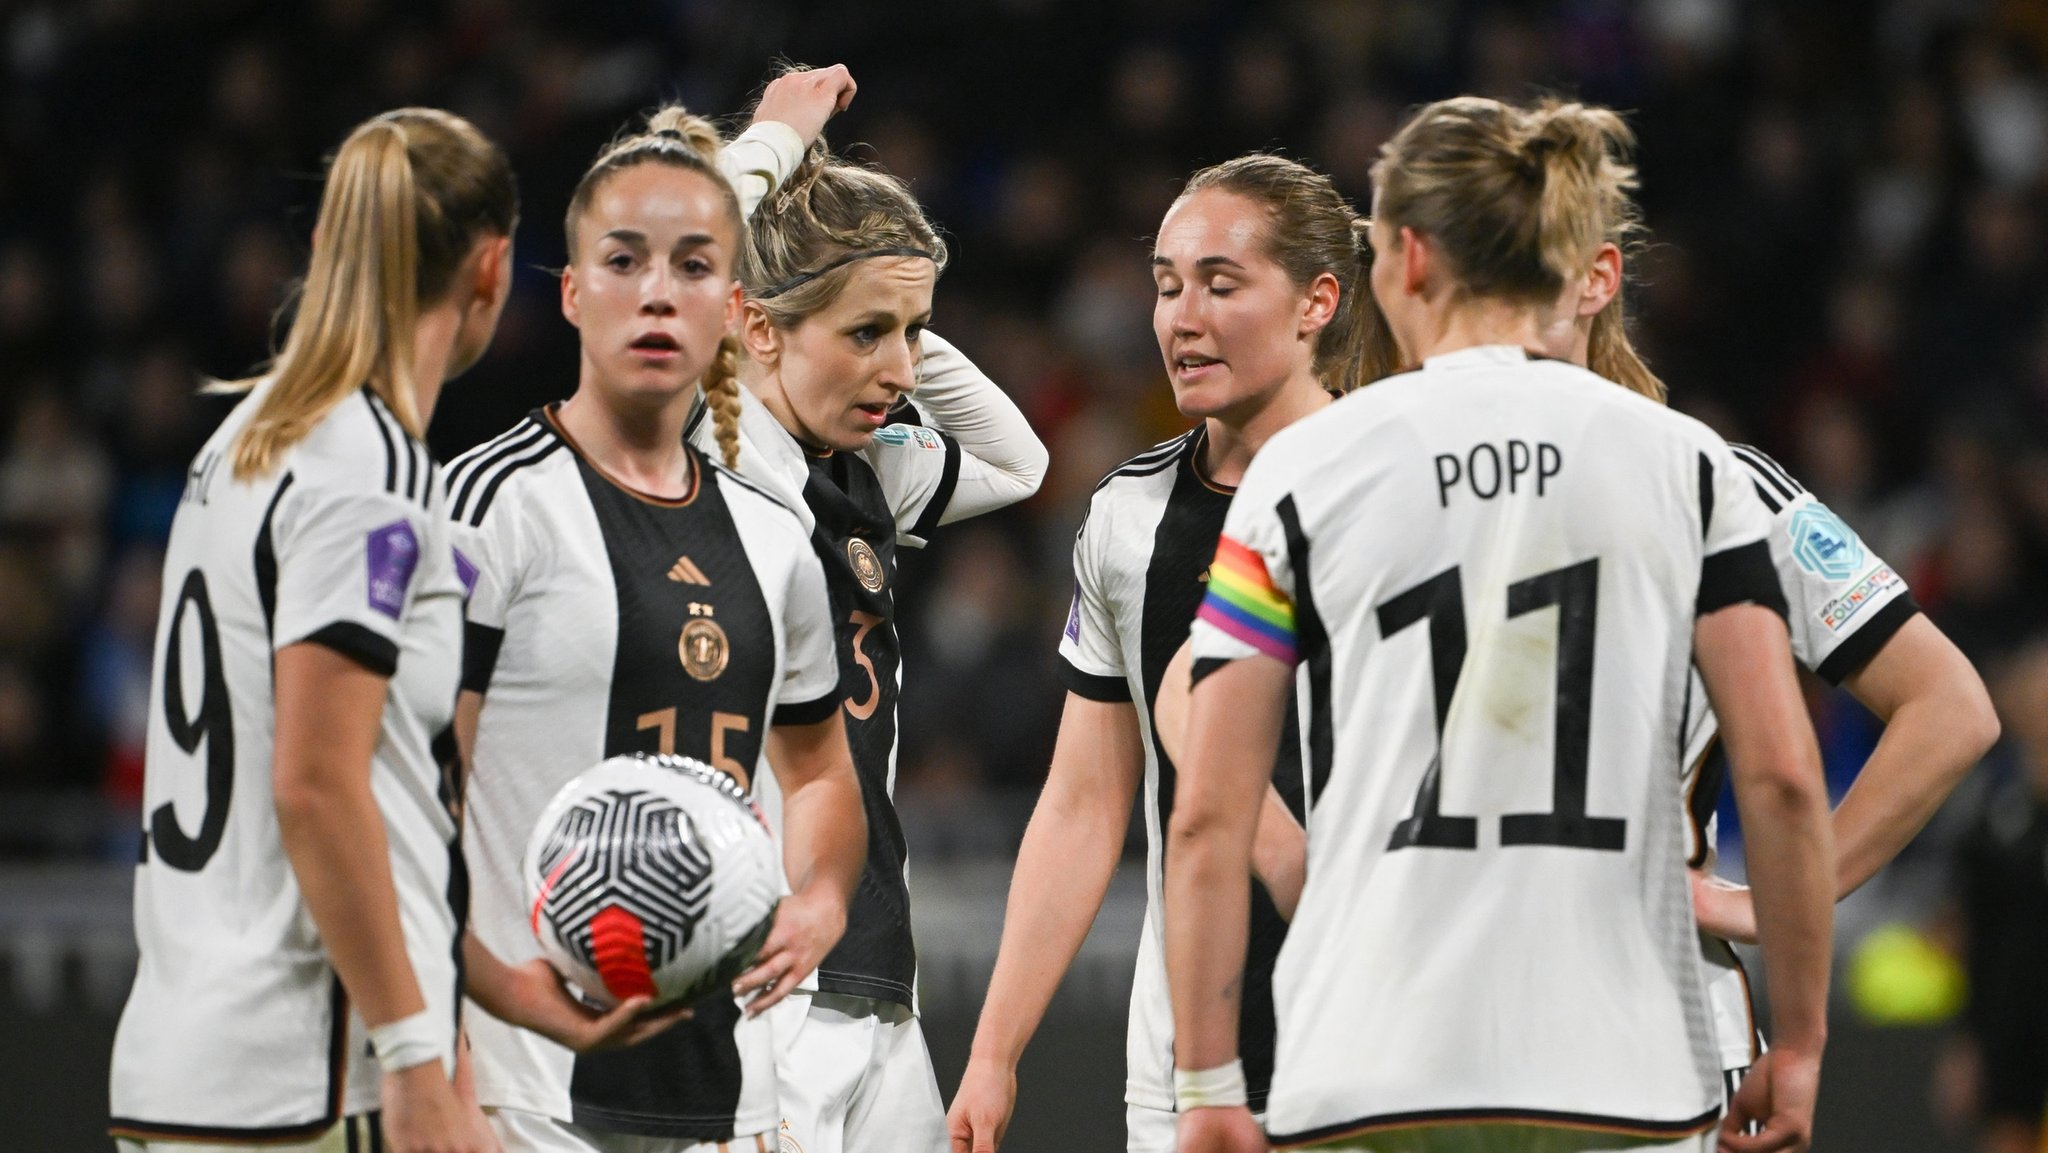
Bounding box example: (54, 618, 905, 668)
(216, 108, 517, 480)
(703, 334, 744, 469)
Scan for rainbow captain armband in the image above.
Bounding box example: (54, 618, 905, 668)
(1196, 535, 1298, 664)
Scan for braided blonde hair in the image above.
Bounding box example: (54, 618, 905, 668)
(566, 104, 748, 466)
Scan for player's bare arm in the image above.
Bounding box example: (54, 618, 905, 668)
(739, 712, 866, 1015)
(1156, 638, 1307, 919)
(1166, 654, 1291, 1152)
(274, 642, 492, 1153)
(1695, 603, 1833, 1153)
(1692, 613, 1998, 944)
(949, 692, 1147, 1153)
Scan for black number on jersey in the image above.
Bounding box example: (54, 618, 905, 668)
(151, 570, 236, 871)
(1378, 558, 1626, 854)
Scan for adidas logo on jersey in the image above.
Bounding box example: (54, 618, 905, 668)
(667, 557, 710, 585)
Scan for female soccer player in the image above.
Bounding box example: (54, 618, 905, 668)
(699, 142, 1048, 1153)
(449, 88, 872, 1153)
(947, 154, 1390, 1153)
(1168, 97, 1837, 1153)
(109, 108, 517, 1153)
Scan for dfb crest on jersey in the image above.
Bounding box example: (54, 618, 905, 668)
(679, 618, 730, 681)
(1789, 503, 1865, 581)
(525, 755, 780, 1008)
(846, 537, 885, 592)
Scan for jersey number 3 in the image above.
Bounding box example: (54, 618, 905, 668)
(151, 570, 236, 872)
(1377, 558, 1626, 853)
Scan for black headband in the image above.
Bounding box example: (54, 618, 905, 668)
(754, 246, 938, 299)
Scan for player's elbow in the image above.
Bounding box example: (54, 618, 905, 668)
(1012, 434, 1050, 498)
(1947, 676, 2002, 767)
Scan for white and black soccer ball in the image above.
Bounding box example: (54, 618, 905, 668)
(524, 754, 781, 1008)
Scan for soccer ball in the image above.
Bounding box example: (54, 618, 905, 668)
(525, 754, 781, 1008)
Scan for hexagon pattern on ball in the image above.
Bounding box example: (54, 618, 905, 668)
(525, 754, 781, 1008)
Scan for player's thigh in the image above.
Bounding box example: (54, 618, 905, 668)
(772, 991, 872, 1153)
(1308, 1125, 1713, 1153)
(1125, 1102, 1178, 1153)
(841, 1005, 945, 1153)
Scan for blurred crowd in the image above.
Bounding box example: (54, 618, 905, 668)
(3, 0, 2048, 1134)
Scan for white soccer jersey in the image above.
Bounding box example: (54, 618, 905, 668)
(449, 407, 840, 1140)
(111, 385, 466, 1141)
(1679, 444, 1919, 1069)
(1188, 346, 1789, 1145)
(1056, 426, 1306, 1114)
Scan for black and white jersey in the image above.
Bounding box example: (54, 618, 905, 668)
(688, 332, 1044, 1007)
(111, 385, 465, 1140)
(1055, 426, 1306, 1114)
(449, 407, 840, 1140)
(1680, 445, 1919, 1070)
(1189, 346, 1789, 1144)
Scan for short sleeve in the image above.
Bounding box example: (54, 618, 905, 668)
(865, 417, 961, 548)
(1695, 442, 1788, 620)
(1733, 446, 1918, 683)
(774, 548, 844, 726)
(447, 498, 528, 694)
(1056, 512, 1131, 702)
(271, 485, 431, 677)
(1188, 458, 1301, 674)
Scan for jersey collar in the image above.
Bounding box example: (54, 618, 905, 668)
(1422, 344, 1538, 371)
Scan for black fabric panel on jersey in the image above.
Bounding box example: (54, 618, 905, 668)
(253, 472, 297, 644)
(1137, 440, 1303, 1113)
(774, 690, 842, 726)
(301, 621, 400, 677)
(461, 621, 505, 693)
(1276, 496, 1333, 810)
(562, 446, 780, 1137)
(1058, 655, 1133, 701)
(1696, 452, 1714, 540)
(1688, 736, 1726, 869)
(1814, 593, 1921, 685)
(1698, 540, 1788, 620)
(802, 449, 919, 1005)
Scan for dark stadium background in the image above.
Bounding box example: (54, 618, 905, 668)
(4, 0, 2046, 1149)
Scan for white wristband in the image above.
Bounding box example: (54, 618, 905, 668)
(368, 1010, 445, 1074)
(1174, 1059, 1248, 1110)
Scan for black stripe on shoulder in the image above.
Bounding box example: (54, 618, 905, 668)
(1091, 430, 1198, 493)
(449, 420, 554, 524)
(1749, 479, 1783, 514)
(447, 419, 548, 516)
(683, 393, 709, 440)
(362, 389, 401, 495)
(908, 432, 962, 542)
(1729, 443, 1802, 502)
(465, 438, 564, 528)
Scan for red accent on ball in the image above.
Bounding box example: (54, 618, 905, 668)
(589, 905, 658, 1001)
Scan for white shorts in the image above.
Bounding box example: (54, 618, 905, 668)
(1306, 1125, 1714, 1152)
(117, 1114, 383, 1153)
(770, 991, 946, 1153)
(1126, 1102, 1269, 1153)
(488, 1106, 774, 1153)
